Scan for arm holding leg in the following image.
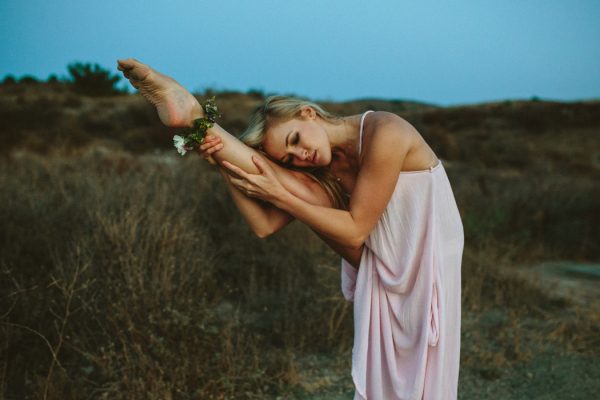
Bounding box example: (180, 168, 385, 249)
(117, 58, 363, 267)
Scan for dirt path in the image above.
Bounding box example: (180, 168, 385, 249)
(510, 261, 600, 307)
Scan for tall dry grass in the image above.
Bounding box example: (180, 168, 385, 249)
(1, 144, 597, 398)
(0, 148, 352, 399)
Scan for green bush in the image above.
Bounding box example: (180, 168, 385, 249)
(67, 61, 124, 97)
(2, 74, 16, 84)
(18, 75, 39, 84)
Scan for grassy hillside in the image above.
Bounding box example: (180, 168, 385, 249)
(1, 82, 598, 399)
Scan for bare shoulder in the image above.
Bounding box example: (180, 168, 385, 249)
(361, 112, 417, 158)
(368, 111, 418, 136)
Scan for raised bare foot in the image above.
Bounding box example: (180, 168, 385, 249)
(117, 58, 203, 128)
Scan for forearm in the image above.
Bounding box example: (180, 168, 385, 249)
(197, 117, 364, 258)
(273, 192, 365, 249)
(316, 233, 364, 269)
(222, 165, 363, 261)
(204, 123, 333, 214)
(179, 89, 328, 204)
(218, 168, 293, 238)
(185, 101, 266, 174)
(207, 124, 263, 174)
(220, 163, 363, 263)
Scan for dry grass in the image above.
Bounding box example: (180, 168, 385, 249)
(0, 147, 355, 399)
(1, 83, 599, 398)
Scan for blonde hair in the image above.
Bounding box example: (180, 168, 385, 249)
(239, 95, 348, 209)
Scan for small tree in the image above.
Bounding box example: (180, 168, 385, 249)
(67, 62, 123, 96)
(19, 75, 39, 84)
(2, 75, 16, 85)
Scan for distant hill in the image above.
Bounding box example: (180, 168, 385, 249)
(1, 81, 598, 176)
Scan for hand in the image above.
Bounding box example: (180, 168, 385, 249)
(195, 134, 223, 165)
(222, 156, 287, 203)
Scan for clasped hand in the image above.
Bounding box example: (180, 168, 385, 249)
(195, 134, 222, 165)
(222, 156, 286, 203)
(195, 134, 286, 203)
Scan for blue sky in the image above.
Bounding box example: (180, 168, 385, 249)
(1, 0, 599, 106)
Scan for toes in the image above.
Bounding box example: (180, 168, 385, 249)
(117, 59, 130, 71)
(117, 58, 137, 71)
(117, 58, 155, 83)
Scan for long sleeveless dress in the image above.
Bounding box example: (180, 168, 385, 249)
(340, 110, 464, 400)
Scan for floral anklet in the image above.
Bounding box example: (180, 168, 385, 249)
(173, 96, 221, 156)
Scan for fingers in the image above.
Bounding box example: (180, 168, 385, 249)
(198, 135, 222, 152)
(203, 144, 223, 157)
(222, 161, 249, 180)
(195, 136, 223, 161)
(251, 155, 264, 173)
(251, 155, 273, 176)
(229, 177, 245, 188)
(229, 177, 247, 193)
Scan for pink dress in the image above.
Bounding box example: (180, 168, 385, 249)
(341, 110, 464, 400)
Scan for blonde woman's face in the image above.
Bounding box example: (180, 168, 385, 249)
(263, 111, 331, 168)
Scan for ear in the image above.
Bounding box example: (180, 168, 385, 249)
(299, 106, 316, 120)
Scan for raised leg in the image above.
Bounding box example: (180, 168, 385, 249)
(117, 58, 203, 128)
(116, 58, 363, 266)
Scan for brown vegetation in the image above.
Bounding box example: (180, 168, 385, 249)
(0, 82, 598, 398)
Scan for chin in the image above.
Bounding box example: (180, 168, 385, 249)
(319, 152, 332, 167)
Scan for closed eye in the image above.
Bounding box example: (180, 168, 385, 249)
(281, 132, 300, 165)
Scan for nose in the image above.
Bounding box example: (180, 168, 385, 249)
(293, 149, 309, 162)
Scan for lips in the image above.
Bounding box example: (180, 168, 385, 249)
(311, 151, 317, 164)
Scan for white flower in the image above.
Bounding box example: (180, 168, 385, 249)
(173, 135, 188, 156)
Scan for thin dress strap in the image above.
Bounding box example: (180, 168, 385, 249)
(358, 110, 374, 156)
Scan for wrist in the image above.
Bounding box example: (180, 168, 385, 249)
(272, 188, 293, 210)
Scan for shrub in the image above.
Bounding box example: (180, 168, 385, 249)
(18, 75, 39, 84)
(67, 62, 124, 97)
(2, 74, 16, 85)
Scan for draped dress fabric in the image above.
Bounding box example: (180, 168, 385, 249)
(341, 110, 464, 400)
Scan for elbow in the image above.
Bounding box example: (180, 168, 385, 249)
(346, 233, 366, 250)
(253, 226, 275, 239)
(252, 216, 289, 239)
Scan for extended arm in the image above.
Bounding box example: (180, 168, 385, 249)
(176, 90, 365, 263)
(272, 119, 412, 247)
(115, 57, 363, 265)
(205, 124, 328, 232)
(204, 126, 365, 267)
(217, 167, 293, 238)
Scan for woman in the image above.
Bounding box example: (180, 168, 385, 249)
(118, 58, 464, 400)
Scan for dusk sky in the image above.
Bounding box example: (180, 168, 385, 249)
(1, 0, 599, 106)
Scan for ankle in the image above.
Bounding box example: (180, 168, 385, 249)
(187, 99, 205, 127)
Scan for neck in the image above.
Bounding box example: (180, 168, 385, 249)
(323, 114, 362, 160)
